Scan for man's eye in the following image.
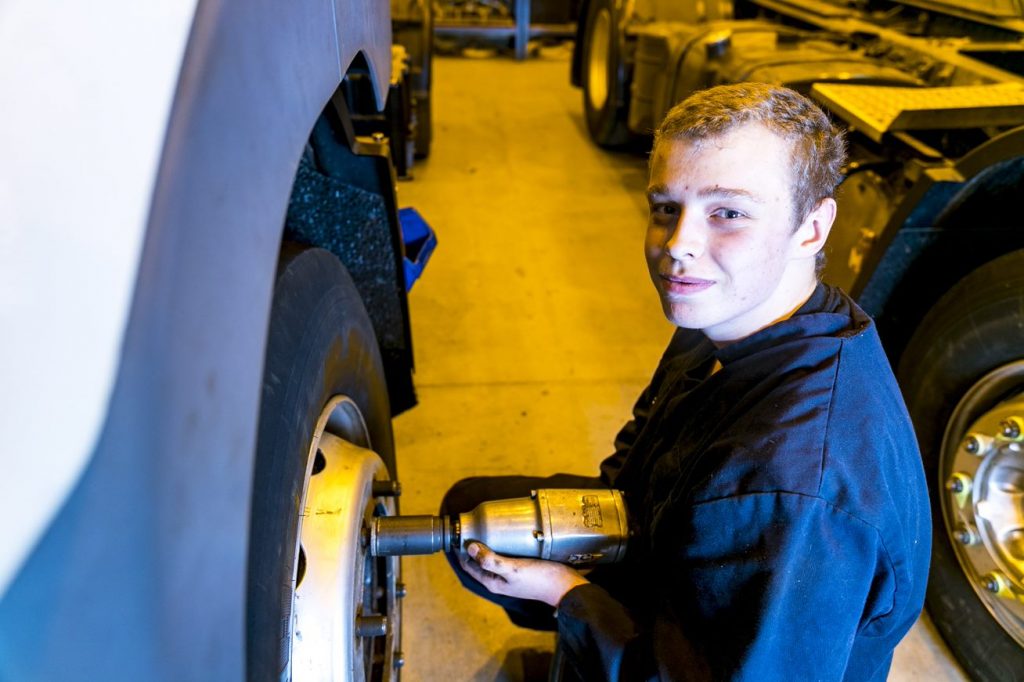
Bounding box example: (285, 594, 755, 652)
(650, 204, 678, 217)
(712, 208, 746, 220)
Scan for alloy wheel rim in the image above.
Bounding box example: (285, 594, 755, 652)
(289, 395, 401, 680)
(940, 362, 1024, 646)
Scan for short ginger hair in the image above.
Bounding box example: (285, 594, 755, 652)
(654, 83, 847, 228)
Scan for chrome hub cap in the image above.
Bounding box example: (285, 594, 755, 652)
(941, 362, 1024, 646)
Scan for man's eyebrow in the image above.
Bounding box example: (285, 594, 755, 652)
(645, 184, 672, 200)
(645, 184, 766, 203)
(697, 186, 765, 203)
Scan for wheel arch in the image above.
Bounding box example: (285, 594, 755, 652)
(851, 127, 1024, 363)
(285, 75, 418, 418)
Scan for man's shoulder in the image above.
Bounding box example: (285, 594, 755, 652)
(686, 312, 910, 505)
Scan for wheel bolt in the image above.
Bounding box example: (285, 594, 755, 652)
(981, 571, 1012, 598)
(953, 524, 978, 546)
(999, 417, 1023, 440)
(962, 433, 993, 457)
(372, 480, 402, 497)
(946, 473, 972, 508)
(355, 614, 388, 638)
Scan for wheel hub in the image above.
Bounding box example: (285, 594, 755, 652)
(289, 396, 402, 681)
(941, 362, 1024, 646)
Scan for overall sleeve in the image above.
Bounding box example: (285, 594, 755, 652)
(599, 329, 701, 486)
(556, 492, 894, 681)
(598, 381, 656, 486)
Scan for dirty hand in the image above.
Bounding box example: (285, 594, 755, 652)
(459, 541, 589, 606)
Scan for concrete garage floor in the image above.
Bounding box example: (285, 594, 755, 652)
(391, 48, 969, 681)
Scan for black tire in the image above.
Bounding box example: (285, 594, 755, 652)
(247, 245, 395, 680)
(581, 0, 633, 148)
(898, 250, 1024, 681)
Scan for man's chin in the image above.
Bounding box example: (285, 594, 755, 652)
(662, 301, 716, 331)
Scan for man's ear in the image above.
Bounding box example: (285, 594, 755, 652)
(793, 197, 837, 258)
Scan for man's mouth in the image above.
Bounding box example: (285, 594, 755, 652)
(659, 274, 715, 295)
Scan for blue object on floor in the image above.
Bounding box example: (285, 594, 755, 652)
(399, 207, 438, 292)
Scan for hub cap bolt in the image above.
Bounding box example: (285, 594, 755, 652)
(946, 474, 965, 493)
(999, 417, 1023, 440)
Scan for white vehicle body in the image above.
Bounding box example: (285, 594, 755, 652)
(0, 0, 392, 678)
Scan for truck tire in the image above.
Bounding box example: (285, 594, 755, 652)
(898, 250, 1024, 682)
(581, 0, 633, 148)
(247, 246, 402, 680)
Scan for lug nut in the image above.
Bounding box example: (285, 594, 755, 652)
(963, 435, 980, 455)
(953, 524, 978, 546)
(372, 480, 402, 497)
(396, 582, 407, 598)
(946, 473, 973, 508)
(962, 433, 994, 457)
(999, 417, 1023, 440)
(946, 474, 967, 493)
(394, 652, 405, 669)
(355, 614, 388, 638)
(981, 571, 1012, 598)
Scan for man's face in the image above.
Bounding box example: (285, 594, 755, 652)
(645, 123, 826, 344)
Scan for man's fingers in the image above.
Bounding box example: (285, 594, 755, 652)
(459, 553, 511, 596)
(468, 542, 506, 574)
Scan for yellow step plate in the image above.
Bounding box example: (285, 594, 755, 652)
(811, 82, 1024, 142)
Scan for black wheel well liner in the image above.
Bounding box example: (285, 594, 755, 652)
(856, 152, 1024, 366)
(282, 69, 417, 416)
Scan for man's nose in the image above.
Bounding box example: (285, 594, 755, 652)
(665, 210, 706, 261)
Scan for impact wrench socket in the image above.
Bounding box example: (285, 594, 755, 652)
(368, 488, 630, 566)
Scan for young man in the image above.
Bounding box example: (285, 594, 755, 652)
(444, 83, 931, 680)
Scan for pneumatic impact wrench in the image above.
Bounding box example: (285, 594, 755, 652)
(368, 488, 630, 566)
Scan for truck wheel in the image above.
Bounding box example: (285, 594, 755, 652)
(898, 250, 1024, 681)
(581, 0, 632, 148)
(247, 246, 403, 681)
